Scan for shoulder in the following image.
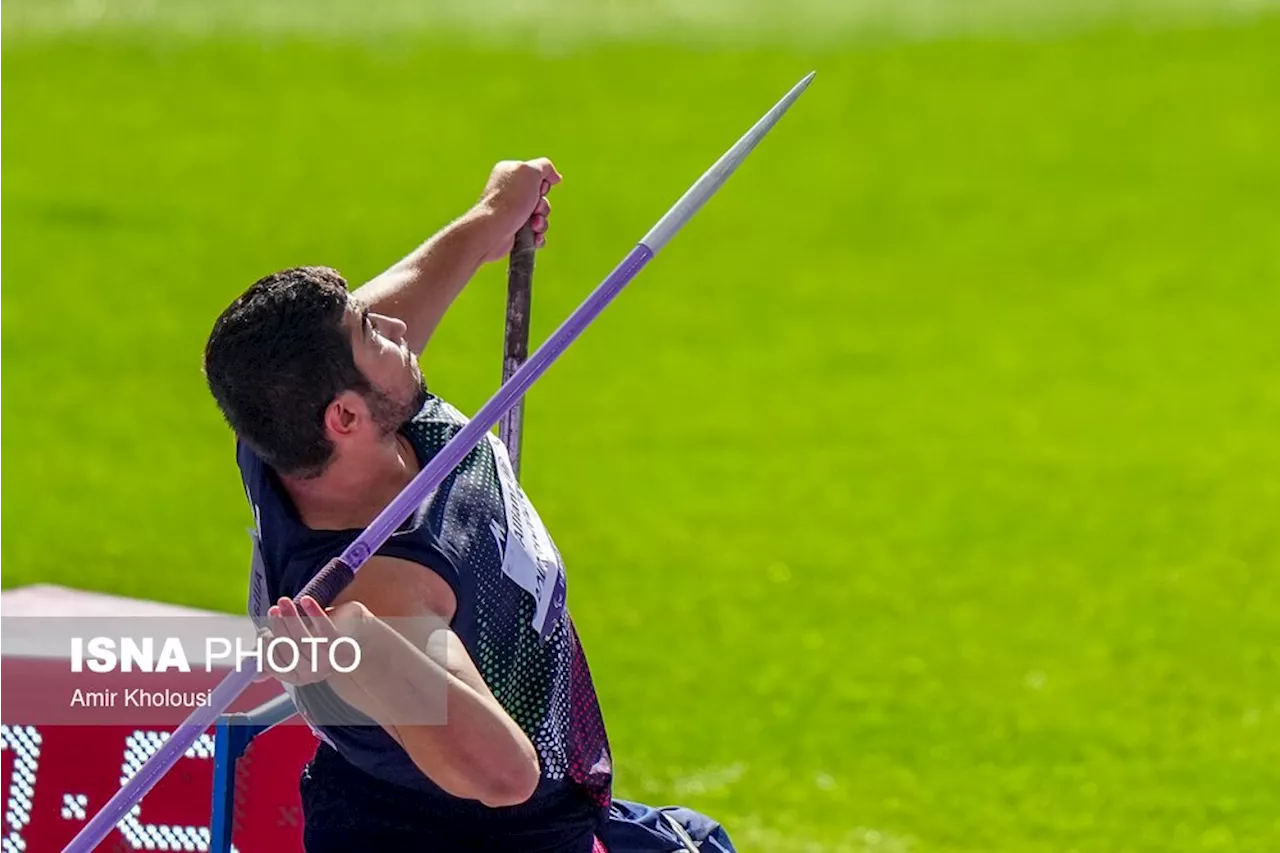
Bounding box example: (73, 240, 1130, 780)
(333, 554, 459, 625)
(235, 437, 282, 524)
(234, 438, 324, 609)
(234, 438, 299, 546)
(235, 437, 262, 496)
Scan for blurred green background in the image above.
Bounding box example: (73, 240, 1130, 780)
(4, 1, 1280, 850)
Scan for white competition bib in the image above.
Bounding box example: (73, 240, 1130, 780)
(487, 432, 567, 640)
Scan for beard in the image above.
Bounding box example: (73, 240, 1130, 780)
(365, 377, 429, 437)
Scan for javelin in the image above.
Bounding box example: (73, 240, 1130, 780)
(498, 221, 536, 477)
(65, 70, 815, 852)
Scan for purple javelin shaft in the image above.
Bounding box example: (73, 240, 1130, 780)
(65, 70, 813, 853)
(341, 71, 815, 576)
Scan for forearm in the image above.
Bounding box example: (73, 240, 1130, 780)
(335, 617, 540, 805)
(352, 207, 499, 354)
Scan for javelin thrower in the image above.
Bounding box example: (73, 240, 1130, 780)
(205, 161, 730, 853)
(192, 76, 810, 853)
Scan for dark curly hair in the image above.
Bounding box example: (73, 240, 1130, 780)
(204, 266, 374, 478)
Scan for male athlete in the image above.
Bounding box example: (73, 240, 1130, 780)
(203, 159, 734, 852)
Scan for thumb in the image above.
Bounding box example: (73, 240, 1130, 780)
(526, 158, 562, 189)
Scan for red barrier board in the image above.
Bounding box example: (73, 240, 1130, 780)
(0, 719, 315, 852)
(1, 586, 315, 853)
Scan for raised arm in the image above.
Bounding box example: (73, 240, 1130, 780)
(353, 158, 561, 354)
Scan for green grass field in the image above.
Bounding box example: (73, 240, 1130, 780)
(4, 1, 1280, 850)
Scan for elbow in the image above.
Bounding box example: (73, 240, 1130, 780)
(406, 735, 540, 807)
(475, 750, 540, 807)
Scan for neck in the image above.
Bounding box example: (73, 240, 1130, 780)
(282, 433, 419, 530)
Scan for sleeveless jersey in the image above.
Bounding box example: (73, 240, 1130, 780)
(238, 394, 612, 847)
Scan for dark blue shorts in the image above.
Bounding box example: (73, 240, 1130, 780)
(300, 743, 734, 852)
(602, 799, 736, 853)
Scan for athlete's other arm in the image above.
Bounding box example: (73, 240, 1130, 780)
(267, 556, 540, 807)
(352, 159, 561, 354)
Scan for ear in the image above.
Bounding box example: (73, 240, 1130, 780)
(322, 390, 369, 441)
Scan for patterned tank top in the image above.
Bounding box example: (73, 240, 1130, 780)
(238, 394, 612, 843)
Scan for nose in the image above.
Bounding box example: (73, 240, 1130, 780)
(376, 313, 409, 343)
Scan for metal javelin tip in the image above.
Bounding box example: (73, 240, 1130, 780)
(641, 72, 816, 253)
